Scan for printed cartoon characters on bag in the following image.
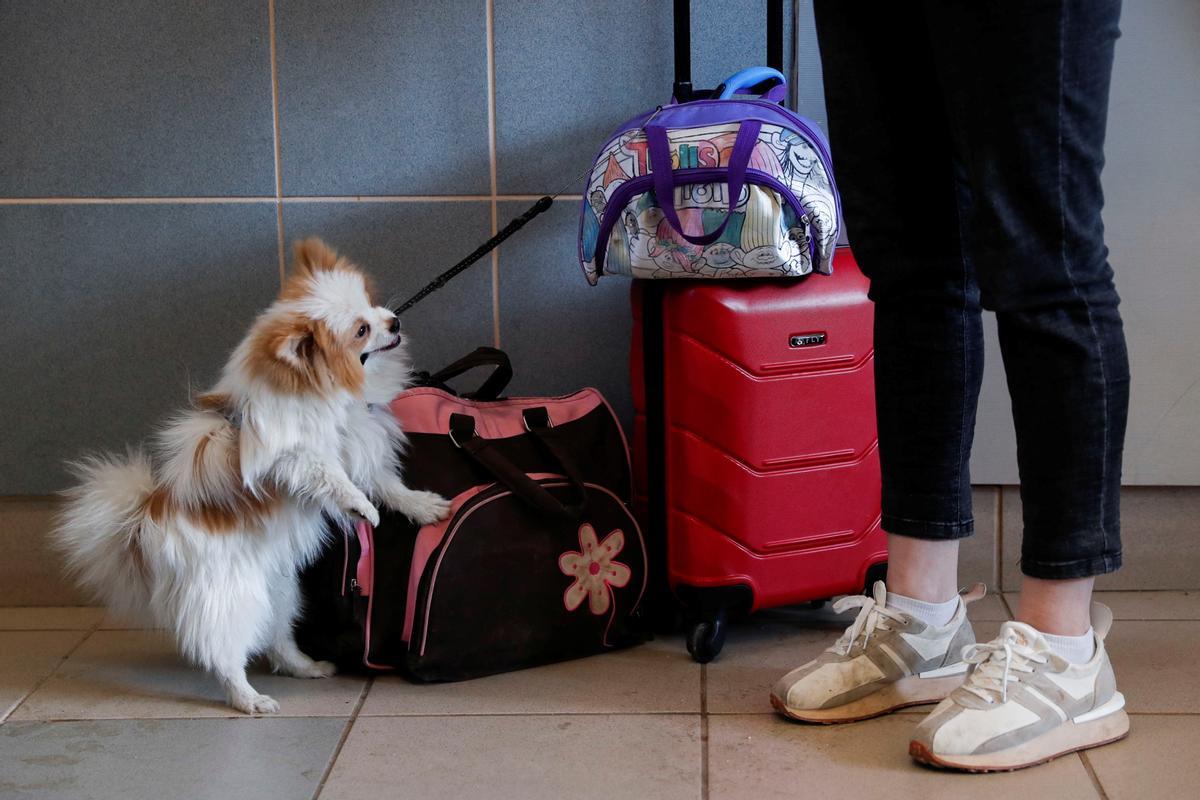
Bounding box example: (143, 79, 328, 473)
(581, 118, 838, 280)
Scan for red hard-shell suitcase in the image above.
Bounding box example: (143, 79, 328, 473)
(631, 247, 887, 660)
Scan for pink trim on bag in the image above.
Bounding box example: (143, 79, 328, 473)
(596, 393, 634, 495)
(354, 520, 373, 595)
(355, 521, 394, 671)
(400, 481, 498, 642)
(390, 387, 604, 438)
(340, 528, 350, 596)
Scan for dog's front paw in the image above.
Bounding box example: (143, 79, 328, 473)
(296, 660, 337, 679)
(231, 692, 280, 715)
(344, 493, 380, 527)
(405, 490, 452, 526)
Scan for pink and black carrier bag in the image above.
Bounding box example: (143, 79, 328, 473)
(296, 349, 648, 681)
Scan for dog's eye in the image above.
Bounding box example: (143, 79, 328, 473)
(356, 324, 369, 338)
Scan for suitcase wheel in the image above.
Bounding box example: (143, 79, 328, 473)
(685, 609, 728, 664)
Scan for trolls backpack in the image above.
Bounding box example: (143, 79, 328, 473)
(578, 65, 841, 284)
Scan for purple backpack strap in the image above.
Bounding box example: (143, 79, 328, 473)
(645, 119, 763, 246)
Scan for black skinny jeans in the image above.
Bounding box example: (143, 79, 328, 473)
(813, 0, 1130, 579)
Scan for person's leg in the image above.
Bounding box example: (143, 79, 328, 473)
(812, 0, 984, 606)
(885, 536, 960, 605)
(910, 0, 1130, 770)
(769, 1, 987, 724)
(925, 0, 1130, 631)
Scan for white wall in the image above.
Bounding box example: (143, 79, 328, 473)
(967, 0, 1200, 485)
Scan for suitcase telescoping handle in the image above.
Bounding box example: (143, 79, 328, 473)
(673, 0, 785, 102)
(716, 66, 787, 101)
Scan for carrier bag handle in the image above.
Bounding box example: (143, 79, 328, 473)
(419, 347, 513, 401)
(645, 119, 763, 246)
(449, 412, 587, 519)
(715, 66, 787, 102)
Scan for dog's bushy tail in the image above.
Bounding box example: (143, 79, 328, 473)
(53, 451, 156, 621)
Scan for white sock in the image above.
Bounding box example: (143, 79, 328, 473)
(886, 591, 959, 628)
(1042, 629, 1096, 664)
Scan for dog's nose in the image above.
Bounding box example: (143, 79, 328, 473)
(388, 317, 400, 334)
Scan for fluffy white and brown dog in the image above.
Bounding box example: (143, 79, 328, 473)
(53, 238, 448, 714)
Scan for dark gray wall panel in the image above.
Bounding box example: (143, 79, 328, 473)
(0, 1, 275, 197)
(276, 0, 490, 196)
(0, 204, 280, 493)
(494, 0, 815, 195)
(496, 201, 633, 428)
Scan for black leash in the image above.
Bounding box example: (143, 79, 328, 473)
(392, 106, 667, 317)
(394, 195, 554, 316)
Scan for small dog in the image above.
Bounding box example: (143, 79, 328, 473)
(53, 239, 449, 714)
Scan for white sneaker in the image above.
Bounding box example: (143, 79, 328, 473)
(770, 582, 985, 723)
(909, 603, 1130, 772)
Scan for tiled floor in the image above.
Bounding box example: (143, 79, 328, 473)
(1, 593, 1195, 799)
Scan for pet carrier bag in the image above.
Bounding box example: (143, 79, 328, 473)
(296, 348, 648, 681)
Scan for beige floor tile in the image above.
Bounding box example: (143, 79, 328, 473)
(10, 629, 368, 720)
(1105, 620, 1200, 713)
(96, 610, 160, 630)
(1085, 715, 1200, 800)
(0, 497, 89, 606)
(968, 593, 1012, 621)
(1090, 591, 1200, 620)
(0, 717, 346, 800)
(708, 714, 1102, 800)
(1002, 486, 1200, 591)
(0, 607, 103, 630)
(705, 610, 1005, 715)
(0, 630, 88, 721)
(362, 636, 699, 715)
(321, 714, 700, 800)
(1004, 590, 1200, 621)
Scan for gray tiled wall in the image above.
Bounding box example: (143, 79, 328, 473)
(0, 0, 816, 494)
(3, 1, 1196, 498)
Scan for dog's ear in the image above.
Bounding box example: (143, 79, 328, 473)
(267, 314, 316, 370)
(292, 237, 340, 277)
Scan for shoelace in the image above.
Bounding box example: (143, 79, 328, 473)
(960, 631, 1048, 704)
(828, 592, 908, 656)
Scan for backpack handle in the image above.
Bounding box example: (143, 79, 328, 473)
(645, 119, 763, 246)
(419, 347, 513, 400)
(448, 411, 587, 519)
(716, 67, 787, 102)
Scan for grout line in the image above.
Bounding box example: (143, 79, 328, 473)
(998, 592, 1017, 621)
(310, 676, 373, 800)
(1, 618, 102, 724)
(16, 710, 1200, 721)
(700, 664, 709, 800)
(0, 197, 276, 205)
(11, 710, 708, 722)
(0, 194, 582, 205)
(268, 0, 286, 285)
(485, 0, 501, 349)
(995, 485, 1004, 592)
(1078, 751, 1111, 800)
